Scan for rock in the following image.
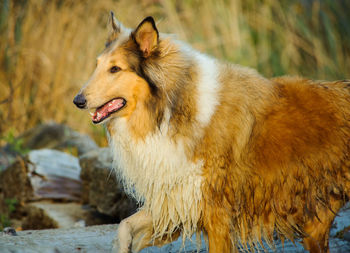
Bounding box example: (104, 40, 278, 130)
(331, 202, 350, 244)
(0, 156, 33, 212)
(0, 147, 134, 230)
(21, 204, 58, 230)
(28, 149, 82, 201)
(2, 227, 18, 236)
(343, 229, 350, 242)
(79, 148, 113, 204)
(331, 202, 350, 237)
(0, 224, 350, 253)
(0, 224, 117, 253)
(79, 148, 137, 221)
(0, 224, 204, 253)
(22, 201, 88, 230)
(0, 148, 18, 171)
(0, 122, 98, 171)
(0, 149, 82, 222)
(18, 121, 98, 156)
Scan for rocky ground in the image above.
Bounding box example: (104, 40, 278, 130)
(1, 221, 350, 253)
(0, 122, 137, 231)
(1, 122, 350, 252)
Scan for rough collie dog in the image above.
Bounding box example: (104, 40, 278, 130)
(73, 12, 350, 253)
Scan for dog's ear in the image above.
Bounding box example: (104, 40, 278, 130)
(110, 11, 120, 33)
(133, 16, 159, 58)
(106, 11, 123, 47)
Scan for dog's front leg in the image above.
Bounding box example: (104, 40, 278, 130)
(112, 210, 151, 253)
(112, 218, 132, 253)
(112, 209, 180, 253)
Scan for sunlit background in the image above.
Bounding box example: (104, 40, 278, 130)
(1, 0, 350, 145)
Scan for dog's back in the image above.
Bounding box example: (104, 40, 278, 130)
(200, 76, 350, 252)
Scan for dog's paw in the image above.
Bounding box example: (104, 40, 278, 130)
(112, 221, 132, 253)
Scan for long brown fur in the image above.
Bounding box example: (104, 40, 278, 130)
(74, 13, 350, 253)
(200, 76, 350, 252)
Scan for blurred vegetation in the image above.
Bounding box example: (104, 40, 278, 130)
(2, 129, 29, 155)
(0, 198, 17, 230)
(0, 0, 349, 145)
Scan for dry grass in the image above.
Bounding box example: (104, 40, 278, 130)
(1, 0, 349, 146)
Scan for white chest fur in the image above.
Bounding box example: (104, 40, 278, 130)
(108, 118, 203, 237)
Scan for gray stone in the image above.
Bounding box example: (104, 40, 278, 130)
(1, 224, 350, 253)
(27, 149, 82, 201)
(0, 224, 117, 253)
(0, 156, 33, 212)
(79, 148, 137, 221)
(331, 202, 350, 237)
(19, 121, 98, 156)
(0, 148, 17, 171)
(0, 149, 83, 229)
(21, 204, 59, 230)
(2, 227, 18, 236)
(23, 201, 88, 229)
(343, 230, 350, 242)
(0, 149, 82, 203)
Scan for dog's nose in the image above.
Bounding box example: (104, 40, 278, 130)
(73, 93, 87, 109)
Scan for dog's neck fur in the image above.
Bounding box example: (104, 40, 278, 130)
(108, 114, 203, 238)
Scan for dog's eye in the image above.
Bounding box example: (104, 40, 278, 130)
(110, 66, 121, 73)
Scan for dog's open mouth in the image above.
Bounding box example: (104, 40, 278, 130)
(92, 98, 126, 124)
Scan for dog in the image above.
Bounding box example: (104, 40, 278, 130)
(74, 12, 350, 253)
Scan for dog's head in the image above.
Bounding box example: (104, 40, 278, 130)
(73, 12, 161, 125)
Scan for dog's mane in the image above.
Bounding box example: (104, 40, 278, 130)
(107, 34, 206, 240)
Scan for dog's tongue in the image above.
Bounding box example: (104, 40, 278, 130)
(92, 98, 125, 122)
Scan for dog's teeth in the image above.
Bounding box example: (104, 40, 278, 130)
(109, 103, 112, 106)
(89, 112, 94, 116)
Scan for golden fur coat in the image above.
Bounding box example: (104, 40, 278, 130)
(74, 13, 350, 253)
